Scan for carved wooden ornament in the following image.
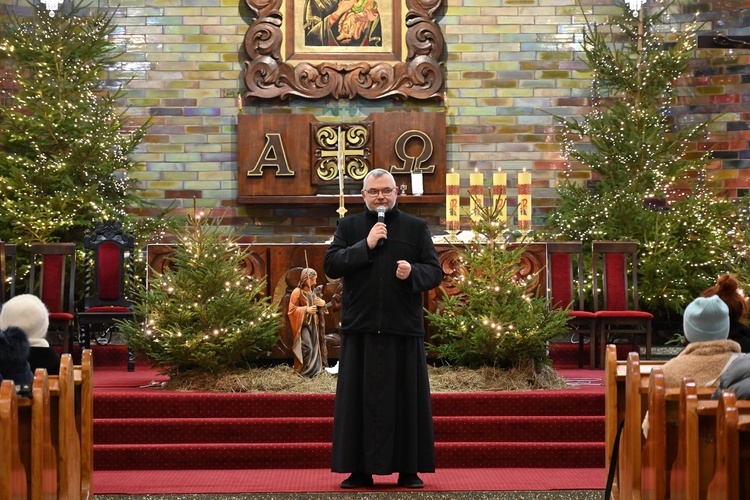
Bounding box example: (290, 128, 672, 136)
(242, 0, 445, 101)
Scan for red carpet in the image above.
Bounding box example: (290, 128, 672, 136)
(93, 468, 606, 494)
(88, 343, 607, 494)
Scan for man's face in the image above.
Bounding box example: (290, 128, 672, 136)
(362, 175, 398, 212)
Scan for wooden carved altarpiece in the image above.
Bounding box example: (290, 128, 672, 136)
(242, 0, 444, 101)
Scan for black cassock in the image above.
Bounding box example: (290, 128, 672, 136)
(331, 332, 435, 475)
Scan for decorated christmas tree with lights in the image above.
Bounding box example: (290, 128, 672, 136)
(119, 210, 281, 376)
(545, 0, 748, 316)
(0, 0, 149, 244)
(427, 203, 570, 369)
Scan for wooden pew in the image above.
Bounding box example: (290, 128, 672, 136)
(0, 380, 27, 500)
(77, 349, 93, 500)
(671, 384, 750, 499)
(737, 414, 750, 497)
(47, 354, 81, 500)
(707, 390, 739, 500)
(618, 352, 643, 499)
(641, 368, 667, 500)
(17, 369, 58, 500)
(44, 349, 94, 499)
(605, 344, 667, 499)
(5, 349, 92, 500)
(707, 391, 750, 500)
(641, 371, 716, 500)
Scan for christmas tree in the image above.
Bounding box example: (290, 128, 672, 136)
(119, 209, 281, 376)
(427, 201, 570, 369)
(0, 0, 151, 244)
(545, 0, 748, 316)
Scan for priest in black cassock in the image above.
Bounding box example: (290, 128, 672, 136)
(324, 168, 444, 489)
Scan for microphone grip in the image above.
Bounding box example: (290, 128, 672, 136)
(377, 210, 386, 247)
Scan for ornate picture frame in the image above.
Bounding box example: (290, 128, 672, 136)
(242, 0, 444, 101)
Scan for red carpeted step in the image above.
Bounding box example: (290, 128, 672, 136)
(95, 417, 333, 444)
(91, 348, 608, 476)
(431, 391, 603, 416)
(95, 442, 333, 469)
(434, 415, 604, 442)
(94, 391, 335, 419)
(95, 390, 601, 419)
(94, 415, 603, 445)
(436, 442, 604, 468)
(94, 441, 605, 470)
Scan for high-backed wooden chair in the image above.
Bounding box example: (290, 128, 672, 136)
(592, 241, 653, 368)
(29, 243, 77, 355)
(77, 221, 135, 351)
(546, 241, 597, 368)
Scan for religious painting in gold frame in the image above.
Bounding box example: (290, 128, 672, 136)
(242, 0, 444, 101)
(289, 0, 399, 62)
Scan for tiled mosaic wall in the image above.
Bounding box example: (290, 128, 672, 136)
(1, 0, 748, 241)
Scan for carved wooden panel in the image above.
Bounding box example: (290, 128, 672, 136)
(237, 111, 446, 202)
(311, 121, 373, 187)
(242, 0, 445, 101)
(237, 114, 317, 198)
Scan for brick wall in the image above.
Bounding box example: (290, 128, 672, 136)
(1, 0, 748, 241)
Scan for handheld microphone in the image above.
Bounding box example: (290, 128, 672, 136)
(376, 205, 386, 247)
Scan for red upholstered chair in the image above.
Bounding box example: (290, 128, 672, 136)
(0, 242, 16, 304)
(546, 241, 597, 369)
(592, 240, 653, 368)
(28, 242, 77, 354)
(76, 221, 136, 369)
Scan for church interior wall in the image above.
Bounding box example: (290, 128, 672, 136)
(0, 0, 748, 241)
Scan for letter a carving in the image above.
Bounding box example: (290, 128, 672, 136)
(246, 133, 295, 177)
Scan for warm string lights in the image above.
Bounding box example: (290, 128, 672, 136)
(0, 5, 146, 242)
(546, 1, 741, 316)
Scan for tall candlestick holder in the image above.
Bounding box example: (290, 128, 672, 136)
(445, 222, 460, 242)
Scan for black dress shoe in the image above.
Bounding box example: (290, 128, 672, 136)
(340, 473, 374, 488)
(397, 473, 424, 488)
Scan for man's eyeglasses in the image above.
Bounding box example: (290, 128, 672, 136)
(364, 187, 396, 197)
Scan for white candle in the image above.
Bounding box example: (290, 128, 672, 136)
(446, 169, 460, 231)
(469, 169, 484, 222)
(517, 168, 532, 231)
(411, 171, 424, 196)
(493, 168, 507, 224)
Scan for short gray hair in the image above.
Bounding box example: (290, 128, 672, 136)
(362, 168, 395, 189)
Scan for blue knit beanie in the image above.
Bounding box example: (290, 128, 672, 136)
(683, 295, 730, 343)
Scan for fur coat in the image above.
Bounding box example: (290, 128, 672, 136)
(662, 339, 741, 388)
